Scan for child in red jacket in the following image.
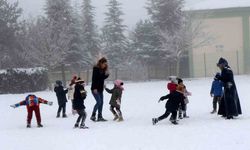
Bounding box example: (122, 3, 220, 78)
(10, 94, 53, 128)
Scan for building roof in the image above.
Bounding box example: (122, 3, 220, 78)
(185, 0, 250, 11)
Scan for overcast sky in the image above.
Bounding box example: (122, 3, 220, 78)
(8, 0, 148, 29)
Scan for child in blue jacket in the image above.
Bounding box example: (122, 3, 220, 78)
(210, 73, 223, 114)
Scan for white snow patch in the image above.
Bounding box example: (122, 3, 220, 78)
(1, 76, 250, 150)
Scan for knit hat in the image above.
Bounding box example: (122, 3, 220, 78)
(217, 57, 228, 66)
(177, 78, 183, 84)
(168, 76, 177, 83)
(75, 77, 84, 83)
(114, 79, 124, 90)
(56, 80, 62, 86)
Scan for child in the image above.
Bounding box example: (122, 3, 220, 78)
(210, 73, 223, 114)
(152, 90, 185, 125)
(73, 78, 88, 129)
(68, 75, 78, 115)
(167, 76, 178, 93)
(54, 80, 68, 118)
(176, 78, 191, 119)
(105, 80, 124, 122)
(10, 94, 53, 128)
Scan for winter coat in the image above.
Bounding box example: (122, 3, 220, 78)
(105, 86, 123, 108)
(73, 83, 87, 110)
(218, 66, 242, 116)
(54, 85, 68, 106)
(210, 79, 223, 97)
(68, 84, 75, 101)
(160, 91, 185, 112)
(91, 66, 109, 93)
(13, 95, 49, 108)
(167, 82, 177, 93)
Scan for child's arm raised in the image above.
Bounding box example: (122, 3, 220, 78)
(105, 87, 113, 94)
(38, 98, 53, 106)
(158, 94, 170, 102)
(10, 100, 26, 108)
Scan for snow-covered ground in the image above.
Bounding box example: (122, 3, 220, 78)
(1, 76, 250, 150)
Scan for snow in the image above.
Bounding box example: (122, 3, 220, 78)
(1, 76, 250, 150)
(185, 0, 250, 11)
(0, 67, 46, 75)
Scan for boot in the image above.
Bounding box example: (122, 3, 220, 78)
(183, 112, 189, 118)
(97, 117, 108, 122)
(80, 124, 89, 129)
(152, 118, 158, 125)
(74, 123, 79, 128)
(113, 114, 119, 121)
(56, 113, 60, 118)
(27, 124, 31, 128)
(210, 110, 216, 114)
(117, 116, 124, 122)
(171, 120, 178, 125)
(37, 123, 43, 128)
(90, 113, 96, 122)
(62, 114, 67, 118)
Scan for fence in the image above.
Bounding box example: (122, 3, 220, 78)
(191, 50, 244, 78)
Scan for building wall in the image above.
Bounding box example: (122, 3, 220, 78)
(191, 15, 245, 77)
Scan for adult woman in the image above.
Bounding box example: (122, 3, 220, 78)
(90, 57, 109, 121)
(216, 57, 242, 119)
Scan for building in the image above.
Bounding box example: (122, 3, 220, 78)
(186, 0, 250, 77)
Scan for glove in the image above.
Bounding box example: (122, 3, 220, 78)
(48, 101, 53, 106)
(10, 105, 16, 108)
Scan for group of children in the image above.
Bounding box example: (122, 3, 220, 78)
(10, 75, 124, 129)
(10, 73, 222, 128)
(152, 76, 191, 125)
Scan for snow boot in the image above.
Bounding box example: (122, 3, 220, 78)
(90, 113, 96, 122)
(152, 118, 158, 125)
(117, 116, 124, 122)
(56, 113, 60, 118)
(37, 124, 43, 128)
(171, 120, 178, 125)
(26, 124, 31, 128)
(226, 116, 234, 120)
(210, 110, 216, 114)
(97, 117, 107, 122)
(74, 123, 79, 128)
(113, 115, 119, 121)
(183, 112, 189, 118)
(80, 124, 89, 129)
(62, 114, 67, 118)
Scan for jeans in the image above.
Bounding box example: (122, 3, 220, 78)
(92, 91, 104, 118)
(57, 103, 66, 115)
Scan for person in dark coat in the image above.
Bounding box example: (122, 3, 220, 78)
(54, 80, 68, 118)
(210, 73, 223, 114)
(152, 90, 185, 125)
(105, 79, 124, 122)
(73, 78, 88, 129)
(90, 57, 109, 122)
(216, 57, 242, 119)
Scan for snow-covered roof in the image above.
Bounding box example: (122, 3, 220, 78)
(185, 0, 250, 11)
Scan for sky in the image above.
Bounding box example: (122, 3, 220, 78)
(8, 0, 149, 30)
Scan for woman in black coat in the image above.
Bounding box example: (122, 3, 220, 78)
(217, 57, 242, 119)
(54, 80, 68, 118)
(90, 57, 109, 122)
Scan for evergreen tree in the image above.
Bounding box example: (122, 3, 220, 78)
(102, 0, 128, 68)
(81, 0, 100, 66)
(0, 0, 24, 69)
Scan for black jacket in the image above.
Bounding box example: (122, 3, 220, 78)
(91, 66, 109, 93)
(160, 91, 185, 112)
(73, 83, 87, 110)
(54, 86, 68, 106)
(218, 66, 242, 116)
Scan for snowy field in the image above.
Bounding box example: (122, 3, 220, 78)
(1, 76, 250, 150)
